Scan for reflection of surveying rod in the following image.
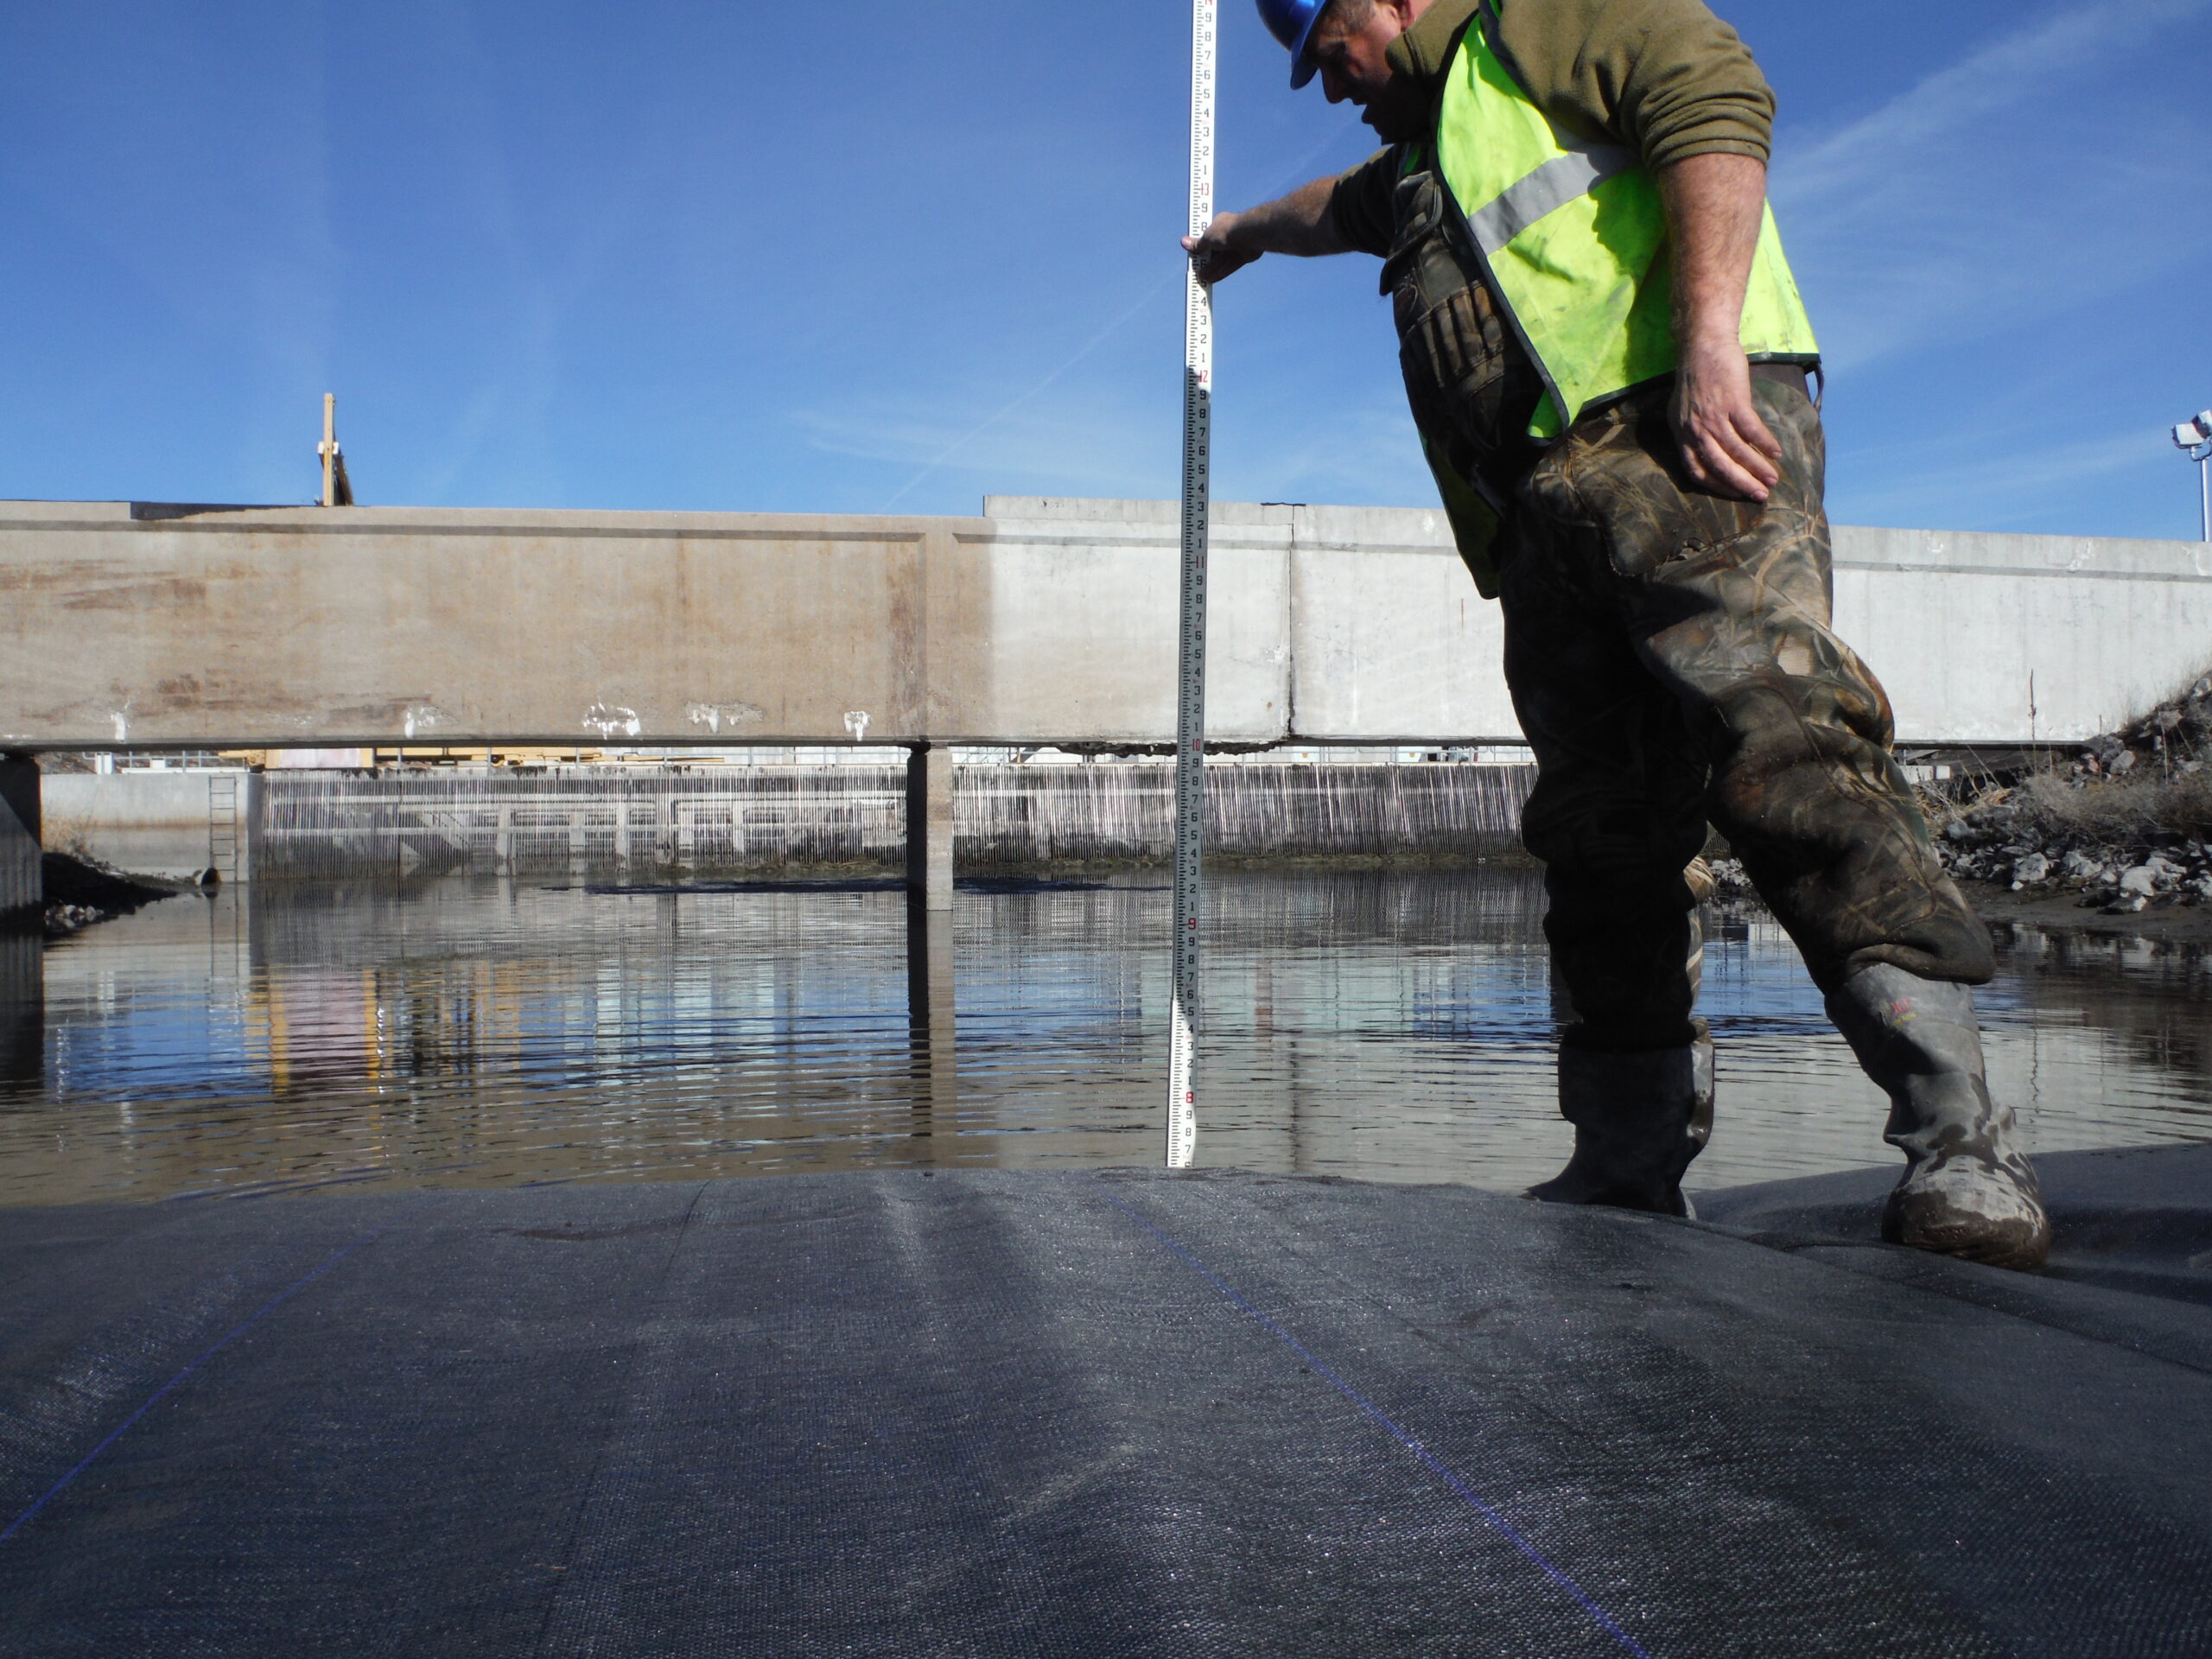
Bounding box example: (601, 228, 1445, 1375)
(1166, 0, 1215, 1169)
(318, 392, 355, 507)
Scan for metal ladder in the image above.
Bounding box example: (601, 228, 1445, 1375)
(207, 772, 240, 880)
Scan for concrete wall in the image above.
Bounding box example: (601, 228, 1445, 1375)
(988, 498, 2212, 748)
(1, 497, 2202, 752)
(1828, 526, 2212, 745)
(42, 769, 243, 881)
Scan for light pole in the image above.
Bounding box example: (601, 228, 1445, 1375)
(2175, 410, 2212, 543)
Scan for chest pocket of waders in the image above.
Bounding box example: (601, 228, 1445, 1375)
(1382, 169, 1534, 470)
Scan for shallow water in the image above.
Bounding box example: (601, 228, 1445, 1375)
(3, 868, 2207, 1205)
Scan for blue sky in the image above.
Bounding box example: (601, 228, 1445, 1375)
(3, 0, 2207, 538)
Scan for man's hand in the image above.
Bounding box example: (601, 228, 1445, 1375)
(1656, 153, 1783, 503)
(1671, 333, 1782, 502)
(1183, 212, 1263, 286)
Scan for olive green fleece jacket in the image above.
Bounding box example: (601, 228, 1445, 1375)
(1330, 0, 1775, 254)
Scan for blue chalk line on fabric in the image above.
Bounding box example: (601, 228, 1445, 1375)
(0, 1228, 387, 1547)
(1091, 1181, 1657, 1659)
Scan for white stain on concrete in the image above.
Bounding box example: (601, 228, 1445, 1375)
(843, 710, 871, 742)
(686, 701, 766, 734)
(585, 703, 643, 741)
(402, 704, 448, 740)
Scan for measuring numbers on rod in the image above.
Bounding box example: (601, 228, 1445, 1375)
(1166, 0, 1216, 1170)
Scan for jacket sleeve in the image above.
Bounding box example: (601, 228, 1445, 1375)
(1496, 0, 1776, 170)
(1326, 148, 1402, 258)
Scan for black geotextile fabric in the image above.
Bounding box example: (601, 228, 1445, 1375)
(3, 1170, 2211, 1656)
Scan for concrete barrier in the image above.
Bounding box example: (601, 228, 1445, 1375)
(987, 498, 2212, 749)
(40, 769, 242, 882)
(1827, 525, 2212, 746)
(3, 494, 2204, 907)
(2, 497, 2200, 753)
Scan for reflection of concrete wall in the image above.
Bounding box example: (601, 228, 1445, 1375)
(0, 929, 39, 1086)
(0, 497, 2202, 752)
(42, 770, 245, 880)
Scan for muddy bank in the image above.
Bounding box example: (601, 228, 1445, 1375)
(41, 852, 185, 937)
(1707, 855, 2210, 948)
(1928, 671, 2212, 920)
(1963, 880, 2212, 947)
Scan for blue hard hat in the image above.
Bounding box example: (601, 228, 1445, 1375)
(1256, 0, 1326, 89)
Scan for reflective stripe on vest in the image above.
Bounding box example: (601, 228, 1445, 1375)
(1433, 0, 1818, 442)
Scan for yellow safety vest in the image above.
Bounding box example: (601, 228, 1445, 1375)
(1433, 0, 1819, 443)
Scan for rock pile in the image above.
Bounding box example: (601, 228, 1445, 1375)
(1664, 679, 2212, 918)
(1928, 668, 2212, 913)
(1707, 830, 2211, 917)
(41, 852, 179, 938)
(1936, 804, 2212, 913)
(1698, 671, 2212, 918)
(1707, 857, 1753, 899)
(2070, 674, 2212, 779)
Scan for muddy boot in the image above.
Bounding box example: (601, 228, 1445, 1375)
(1824, 963, 2050, 1271)
(1525, 1031, 1715, 1217)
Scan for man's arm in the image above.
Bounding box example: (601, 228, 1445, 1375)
(1498, 0, 1787, 501)
(1181, 175, 1348, 284)
(1657, 151, 1782, 503)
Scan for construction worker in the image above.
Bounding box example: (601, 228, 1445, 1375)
(1187, 0, 2050, 1269)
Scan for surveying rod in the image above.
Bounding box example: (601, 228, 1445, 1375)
(1166, 0, 1217, 1168)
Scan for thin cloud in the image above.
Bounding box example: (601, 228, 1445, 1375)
(1778, 0, 2207, 203)
(1773, 0, 2212, 373)
(795, 397, 1170, 502)
(852, 118, 1376, 512)
(1224, 397, 1435, 508)
(1837, 427, 2175, 530)
(870, 274, 1180, 510)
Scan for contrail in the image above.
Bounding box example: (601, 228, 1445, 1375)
(877, 124, 1367, 512)
(879, 275, 1178, 511)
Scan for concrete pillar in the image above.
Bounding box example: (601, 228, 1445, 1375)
(905, 744, 954, 911)
(0, 754, 40, 920)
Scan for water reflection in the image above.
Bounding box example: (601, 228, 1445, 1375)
(3, 870, 2206, 1205)
(906, 894, 957, 1137)
(0, 931, 41, 1090)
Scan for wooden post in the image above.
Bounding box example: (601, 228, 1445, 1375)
(317, 394, 353, 505)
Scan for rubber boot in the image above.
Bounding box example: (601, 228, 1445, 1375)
(1525, 1031, 1715, 1218)
(1824, 963, 2050, 1271)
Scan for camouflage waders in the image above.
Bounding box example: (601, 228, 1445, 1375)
(1333, 42, 2042, 1258)
(1497, 375, 1994, 1057)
